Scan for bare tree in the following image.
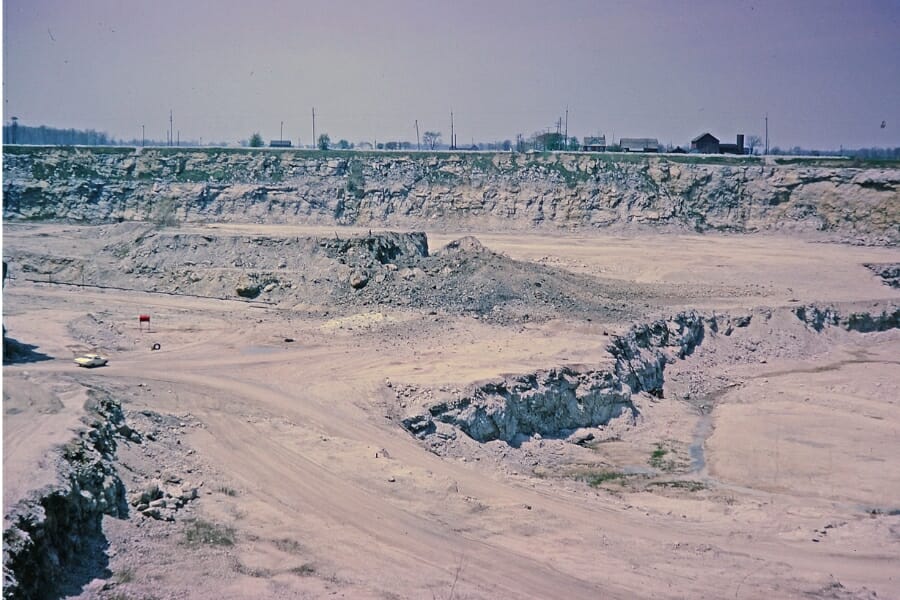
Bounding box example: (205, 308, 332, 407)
(746, 135, 762, 155)
(422, 131, 441, 150)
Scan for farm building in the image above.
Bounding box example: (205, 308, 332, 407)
(691, 133, 745, 155)
(691, 133, 720, 153)
(619, 138, 659, 152)
(720, 134, 745, 155)
(582, 136, 607, 152)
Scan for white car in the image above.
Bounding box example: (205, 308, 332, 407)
(74, 354, 108, 368)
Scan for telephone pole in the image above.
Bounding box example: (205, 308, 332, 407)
(311, 108, 316, 149)
(564, 107, 569, 150)
(764, 113, 769, 155)
(280, 121, 284, 142)
(141, 124, 145, 147)
(450, 110, 455, 150)
(415, 119, 420, 151)
(169, 110, 173, 147)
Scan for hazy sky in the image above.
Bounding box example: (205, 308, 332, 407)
(3, 0, 899, 148)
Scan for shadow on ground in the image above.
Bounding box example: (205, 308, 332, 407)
(3, 335, 54, 364)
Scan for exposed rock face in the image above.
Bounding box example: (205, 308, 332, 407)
(317, 230, 429, 264)
(406, 305, 900, 445)
(406, 312, 751, 443)
(606, 312, 750, 397)
(3, 148, 898, 244)
(864, 263, 900, 288)
(409, 367, 634, 443)
(793, 304, 900, 332)
(3, 391, 128, 599)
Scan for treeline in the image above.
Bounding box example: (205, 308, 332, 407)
(1, 123, 189, 147)
(768, 146, 900, 159)
(3, 123, 115, 146)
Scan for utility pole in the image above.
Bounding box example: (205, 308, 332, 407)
(764, 113, 769, 156)
(169, 110, 173, 147)
(177, 130, 180, 146)
(564, 107, 569, 150)
(415, 119, 420, 151)
(450, 110, 455, 150)
(312, 108, 316, 149)
(280, 121, 284, 142)
(141, 124, 145, 147)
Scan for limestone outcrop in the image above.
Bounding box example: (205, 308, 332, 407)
(3, 392, 128, 599)
(4, 147, 898, 244)
(405, 312, 751, 443)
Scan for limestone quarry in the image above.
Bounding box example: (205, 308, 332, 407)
(3, 147, 900, 599)
(4, 146, 899, 243)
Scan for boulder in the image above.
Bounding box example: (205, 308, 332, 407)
(349, 270, 369, 289)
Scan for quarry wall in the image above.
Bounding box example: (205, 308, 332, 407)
(3, 147, 898, 244)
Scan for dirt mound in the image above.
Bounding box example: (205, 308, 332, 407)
(324, 235, 646, 322)
(8, 226, 650, 322)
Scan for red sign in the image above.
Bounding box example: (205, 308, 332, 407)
(139, 314, 150, 322)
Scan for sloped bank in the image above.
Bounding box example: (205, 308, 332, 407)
(2, 391, 130, 599)
(403, 312, 751, 443)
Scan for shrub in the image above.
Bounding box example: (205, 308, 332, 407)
(183, 519, 235, 547)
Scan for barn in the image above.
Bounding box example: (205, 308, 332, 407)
(691, 133, 720, 154)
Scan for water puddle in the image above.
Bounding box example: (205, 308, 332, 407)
(689, 413, 712, 474)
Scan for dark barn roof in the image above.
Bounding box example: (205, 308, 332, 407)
(691, 132, 719, 144)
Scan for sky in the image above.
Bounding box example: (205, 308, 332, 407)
(3, 0, 900, 149)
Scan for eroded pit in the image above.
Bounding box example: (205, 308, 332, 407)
(397, 303, 900, 507)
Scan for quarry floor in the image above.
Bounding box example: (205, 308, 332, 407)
(3, 223, 900, 599)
